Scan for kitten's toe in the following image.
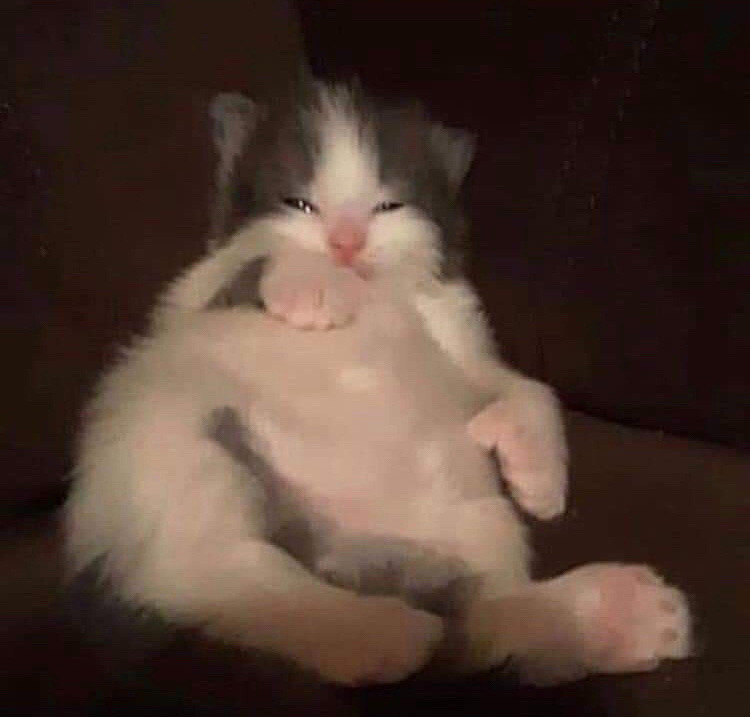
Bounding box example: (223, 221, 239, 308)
(506, 464, 567, 520)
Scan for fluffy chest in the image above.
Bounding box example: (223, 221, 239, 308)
(202, 300, 497, 535)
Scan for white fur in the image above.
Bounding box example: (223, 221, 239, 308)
(312, 90, 379, 209)
(338, 364, 380, 391)
(417, 439, 444, 474)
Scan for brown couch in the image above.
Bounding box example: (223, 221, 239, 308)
(3, 1, 748, 715)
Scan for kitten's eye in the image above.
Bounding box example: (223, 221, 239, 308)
(373, 201, 404, 213)
(282, 197, 318, 214)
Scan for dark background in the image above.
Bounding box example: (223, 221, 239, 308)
(2, 1, 748, 715)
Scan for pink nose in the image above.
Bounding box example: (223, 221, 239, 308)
(329, 222, 366, 266)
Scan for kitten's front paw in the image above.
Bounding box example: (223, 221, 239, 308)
(313, 596, 443, 685)
(467, 381, 568, 520)
(261, 253, 369, 330)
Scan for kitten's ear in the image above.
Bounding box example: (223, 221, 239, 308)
(207, 92, 263, 248)
(430, 124, 476, 189)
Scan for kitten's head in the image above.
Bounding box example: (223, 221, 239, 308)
(212, 81, 475, 280)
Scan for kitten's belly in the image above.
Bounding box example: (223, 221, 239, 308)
(205, 301, 499, 536)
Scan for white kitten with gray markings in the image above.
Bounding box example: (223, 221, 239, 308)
(65, 81, 691, 686)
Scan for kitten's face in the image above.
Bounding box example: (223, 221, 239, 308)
(228, 83, 474, 280)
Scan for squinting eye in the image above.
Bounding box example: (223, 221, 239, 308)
(373, 201, 404, 213)
(282, 197, 318, 214)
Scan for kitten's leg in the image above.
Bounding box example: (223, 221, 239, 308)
(467, 380, 568, 520)
(424, 497, 691, 683)
(147, 537, 443, 686)
(415, 280, 568, 519)
(451, 563, 692, 685)
(155, 219, 282, 325)
(70, 395, 442, 686)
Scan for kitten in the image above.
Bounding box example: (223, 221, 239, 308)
(65, 81, 692, 686)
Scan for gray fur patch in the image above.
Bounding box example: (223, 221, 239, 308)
(206, 256, 268, 310)
(207, 406, 274, 479)
(316, 535, 476, 617)
(218, 90, 320, 236)
(206, 406, 327, 568)
(208, 92, 261, 247)
(372, 101, 474, 279)
(429, 124, 475, 189)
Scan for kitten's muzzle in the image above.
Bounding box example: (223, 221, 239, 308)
(329, 219, 366, 266)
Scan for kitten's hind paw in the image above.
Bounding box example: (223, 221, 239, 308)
(519, 563, 693, 685)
